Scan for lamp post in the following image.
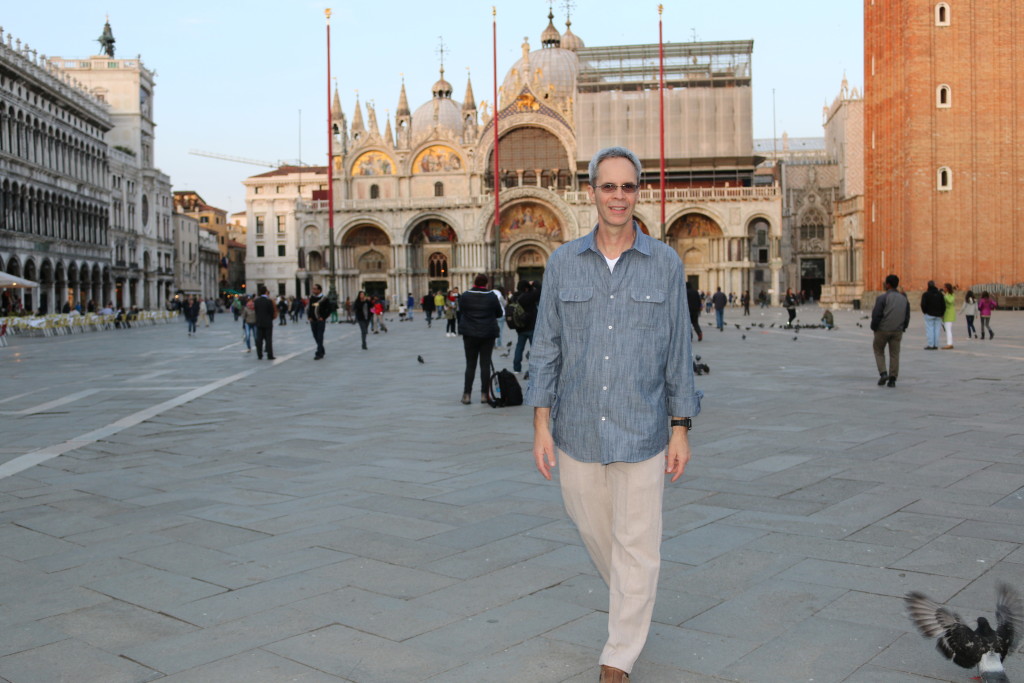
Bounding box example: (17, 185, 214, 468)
(492, 6, 501, 289)
(325, 8, 338, 300)
(658, 4, 666, 239)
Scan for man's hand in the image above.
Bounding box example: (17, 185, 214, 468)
(665, 427, 692, 482)
(533, 407, 556, 480)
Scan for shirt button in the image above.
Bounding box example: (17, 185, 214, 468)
(610, 295, 615, 299)
(602, 386, 608, 390)
(604, 356, 610, 360)
(608, 325, 613, 330)
(646, 295, 651, 299)
(601, 416, 606, 421)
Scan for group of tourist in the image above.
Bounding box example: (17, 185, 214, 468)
(872, 276, 1000, 389)
(920, 281, 998, 349)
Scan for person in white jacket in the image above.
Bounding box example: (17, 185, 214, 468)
(959, 290, 978, 340)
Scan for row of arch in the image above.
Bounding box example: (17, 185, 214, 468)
(1, 251, 174, 313)
(0, 179, 109, 245)
(349, 145, 466, 177)
(1, 104, 107, 186)
(304, 202, 773, 247)
(297, 209, 775, 273)
(2, 253, 106, 287)
(341, 123, 577, 189)
(2, 252, 110, 313)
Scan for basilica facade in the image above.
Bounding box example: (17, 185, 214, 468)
(248, 11, 781, 304)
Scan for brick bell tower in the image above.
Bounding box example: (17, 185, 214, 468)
(863, 0, 1024, 297)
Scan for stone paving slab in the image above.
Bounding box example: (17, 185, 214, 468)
(0, 307, 1021, 681)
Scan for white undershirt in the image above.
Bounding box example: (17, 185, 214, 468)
(604, 255, 620, 272)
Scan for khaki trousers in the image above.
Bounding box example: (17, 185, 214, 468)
(558, 449, 665, 673)
(872, 329, 903, 377)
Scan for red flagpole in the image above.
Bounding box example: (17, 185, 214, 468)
(492, 6, 501, 283)
(325, 9, 337, 296)
(658, 4, 666, 238)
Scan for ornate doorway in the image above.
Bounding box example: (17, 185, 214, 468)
(509, 245, 548, 283)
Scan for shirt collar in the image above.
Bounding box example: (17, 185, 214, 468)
(577, 221, 652, 257)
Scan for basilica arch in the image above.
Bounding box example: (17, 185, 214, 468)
(406, 215, 459, 294)
(505, 240, 550, 283)
(667, 212, 724, 292)
(482, 124, 575, 191)
(340, 223, 391, 300)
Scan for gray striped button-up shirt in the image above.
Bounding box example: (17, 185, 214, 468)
(525, 224, 703, 464)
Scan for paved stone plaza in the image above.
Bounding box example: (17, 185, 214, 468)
(0, 305, 1022, 682)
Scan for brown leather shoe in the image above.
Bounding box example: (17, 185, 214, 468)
(599, 665, 630, 682)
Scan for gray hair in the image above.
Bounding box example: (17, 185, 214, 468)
(588, 146, 642, 187)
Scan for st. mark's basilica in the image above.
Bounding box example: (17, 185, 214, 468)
(245, 9, 786, 303)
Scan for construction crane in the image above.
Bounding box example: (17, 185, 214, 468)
(188, 149, 309, 168)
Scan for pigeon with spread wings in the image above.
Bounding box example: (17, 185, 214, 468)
(904, 584, 1022, 682)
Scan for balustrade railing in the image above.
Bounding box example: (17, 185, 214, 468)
(296, 185, 777, 214)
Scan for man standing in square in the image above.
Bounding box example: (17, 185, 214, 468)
(253, 285, 276, 360)
(307, 284, 332, 360)
(712, 286, 727, 331)
(527, 146, 702, 682)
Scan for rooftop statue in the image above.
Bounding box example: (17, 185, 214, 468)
(97, 19, 115, 58)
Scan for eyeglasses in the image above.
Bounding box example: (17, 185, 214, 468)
(598, 183, 639, 194)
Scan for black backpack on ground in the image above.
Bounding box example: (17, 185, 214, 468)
(488, 365, 523, 408)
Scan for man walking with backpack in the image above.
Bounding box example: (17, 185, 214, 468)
(509, 280, 540, 375)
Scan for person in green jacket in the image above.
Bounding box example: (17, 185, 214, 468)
(941, 282, 956, 349)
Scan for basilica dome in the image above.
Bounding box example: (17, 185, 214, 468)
(411, 68, 463, 139)
(500, 13, 581, 108)
(501, 41, 579, 106)
(561, 21, 585, 51)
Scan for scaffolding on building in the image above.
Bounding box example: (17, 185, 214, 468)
(576, 40, 753, 92)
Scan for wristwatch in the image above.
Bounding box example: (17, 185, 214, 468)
(670, 418, 692, 430)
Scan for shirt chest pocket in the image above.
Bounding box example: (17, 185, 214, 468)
(559, 287, 593, 330)
(629, 289, 666, 329)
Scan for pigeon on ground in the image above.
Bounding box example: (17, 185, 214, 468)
(417, 355, 425, 364)
(734, 324, 740, 329)
(792, 336, 798, 341)
(507, 341, 513, 347)
(905, 584, 1022, 683)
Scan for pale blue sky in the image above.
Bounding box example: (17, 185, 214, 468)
(4, 1, 862, 214)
